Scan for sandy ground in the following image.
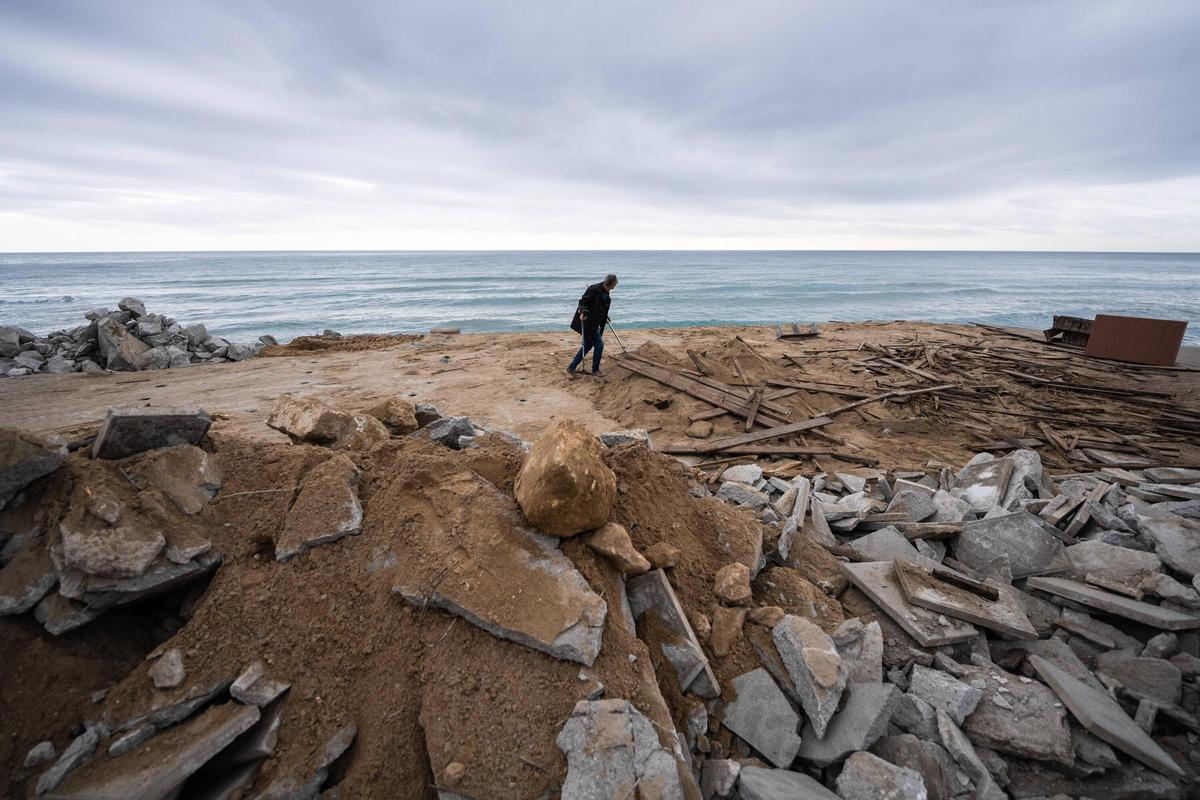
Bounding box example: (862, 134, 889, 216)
(2, 322, 1197, 471)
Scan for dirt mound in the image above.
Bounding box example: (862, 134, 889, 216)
(261, 333, 422, 356)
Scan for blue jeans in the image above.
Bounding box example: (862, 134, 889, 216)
(569, 326, 604, 373)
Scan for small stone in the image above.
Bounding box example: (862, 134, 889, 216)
(362, 397, 419, 434)
(700, 759, 740, 798)
(714, 562, 752, 605)
(148, 648, 185, 689)
(1143, 632, 1179, 660)
(425, 415, 477, 448)
(748, 606, 786, 627)
(414, 402, 442, 427)
(586, 522, 651, 574)
(443, 761, 466, 786)
(598, 429, 651, 448)
(24, 740, 56, 769)
(686, 420, 714, 440)
(709, 606, 747, 657)
(836, 751, 928, 800)
(118, 296, 146, 317)
(722, 464, 763, 484)
(644, 542, 681, 569)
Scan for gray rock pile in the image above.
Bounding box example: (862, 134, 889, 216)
(0, 296, 266, 377)
(681, 448, 1200, 799)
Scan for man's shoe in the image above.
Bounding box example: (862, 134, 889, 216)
(591, 370, 605, 378)
(566, 367, 580, 380)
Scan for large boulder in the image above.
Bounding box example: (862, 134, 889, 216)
(0, 428, 68, 507)
(96, 317, 151, 371)
(515, 419, 616, 537)
(266, 395, 390, 451)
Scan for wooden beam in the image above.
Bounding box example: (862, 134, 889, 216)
(744, 388, 763, 432)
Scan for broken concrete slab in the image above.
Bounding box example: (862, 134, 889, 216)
(266, 394, 389, 450)
(0, 537, 57, 614)
(1004, 758, 1182, 800)
(955, 456, 1013, 513)
(35, 592, 104, 635)
(929, 489, 973, 524)
(772, 614, 847, 738)
(991, 637, 1104, 691)
(107, 724, 156, 758)
(1094, 651, 1182, 706)
(59, 519, 165, 579)
(907, 665, 981, 724)
(0, 428, 67, 506)
(276, 454, 362, 563)
(892, 693, 940, 740)
(556, 699, 686, 800)
(955, 664, 1074, 765)
(1028, 654, 1184, 780)
(1141, 514, 1200, 578)
(871, 734, 959, 800)
(1141, 483, 1200, 501)
(886, 489, 936, 523)
(721, 668, 802, 768)
(894, 560, 1037, 639)
(831, 618, 883, 683)
(956, 510, 1069, 579)
(626, 568, 719, 697)
(847, 526, 939, 569)
(1026, 576, 1200, 630)
(1144, 467, 1200, 485)
(92, 407, 211, 460)
(721, 464, 763, 484)
(135, 445, 223, 515)
(796, 682, 900, 767)
(230, 661, 291, 707)
(716, 481, 770, 510)
(836, 751, 927, 800)
(934, 710, 1005, 800)
(841, 561, 977, 648)
(585, 522, 650, 575)
(737, 766, 840, 800)
(47, 703, 260, 800)
(1065, 539, 1161, 586)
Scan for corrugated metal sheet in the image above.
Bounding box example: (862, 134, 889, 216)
(1084, 314, 1188, 366)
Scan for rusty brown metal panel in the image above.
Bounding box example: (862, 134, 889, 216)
(1084, 314, 1188, 366)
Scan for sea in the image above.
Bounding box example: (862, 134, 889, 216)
(2, 251, 1198, 344)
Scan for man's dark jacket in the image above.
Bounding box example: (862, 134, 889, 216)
(569, 282, 611, 334)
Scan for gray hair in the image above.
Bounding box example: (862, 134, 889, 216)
(603, 273, 619, 287)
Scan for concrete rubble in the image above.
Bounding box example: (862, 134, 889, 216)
(2, 299, 266, 378)
(5, 368, 1200, 799)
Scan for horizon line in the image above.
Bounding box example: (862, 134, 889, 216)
(3, 248, 1199, 256)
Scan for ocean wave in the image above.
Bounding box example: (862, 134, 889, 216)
(0, 295, 76, 304)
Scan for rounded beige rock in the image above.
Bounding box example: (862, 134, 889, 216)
(514, 418, 616, 537)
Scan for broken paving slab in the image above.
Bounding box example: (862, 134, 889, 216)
(934, 710, 1005, 800)
(955, 455, 1013, 513)
(842, 561, 977, 648)
(134, 444, 223, 515)
(1028, 654, 1184, 780)
(1095, 651, 1182, 706)
(0, 537, 57, 614)
(35, 592, 104, 635)
(737, 766, 840, 800)
(956, 510, 1069, 579)
(796, 682, 899, 767)
(1026, 576, 1200, 631)
(955, 664, 1074, 765)
(721, 668, 802, 768)
(626, 568, 719, 697)
(391, 469, 607, 666)
(893, 560, 1037, 639)
(275, 453, 363, 563)
(846, 526, 939, 569)
(91, 407, 211, 460)
(557, 699, 686, 800)
(46, 702, 260, 800)
(0, 428, 68, 506)
(906, 664, 981, 724)
(1140, 513, 1200, 578)
(230, 661, 291, 706)
(1065, 539, 1162, 587)
(772, 614, 847, 739)
(836, 751, 927, 800)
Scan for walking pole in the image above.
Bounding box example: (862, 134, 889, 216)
(606, 319, 627, 354)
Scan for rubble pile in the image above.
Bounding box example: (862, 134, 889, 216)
(0, 297, 269, 377)
(4, 377, 1200, 797)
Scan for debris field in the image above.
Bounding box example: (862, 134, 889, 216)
(2, 320, 1200, 799)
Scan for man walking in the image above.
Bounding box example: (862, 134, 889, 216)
(568, 273, 618, 378)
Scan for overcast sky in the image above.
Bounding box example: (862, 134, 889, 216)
(2, 1, 1198, 252)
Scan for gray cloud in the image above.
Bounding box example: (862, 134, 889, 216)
(1, 0, 1198, 250)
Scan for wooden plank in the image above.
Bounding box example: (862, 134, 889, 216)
(686, 349, 710, 376)
(765, 379, 872, 399)
(744, 389, 763, 433)
(616, 357, 789, 427)
(656, 443, 877, 466)
(1038, 422, 1072, 462)
(1003, 370, 1174, 399)
(693, 383, 954, 454)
